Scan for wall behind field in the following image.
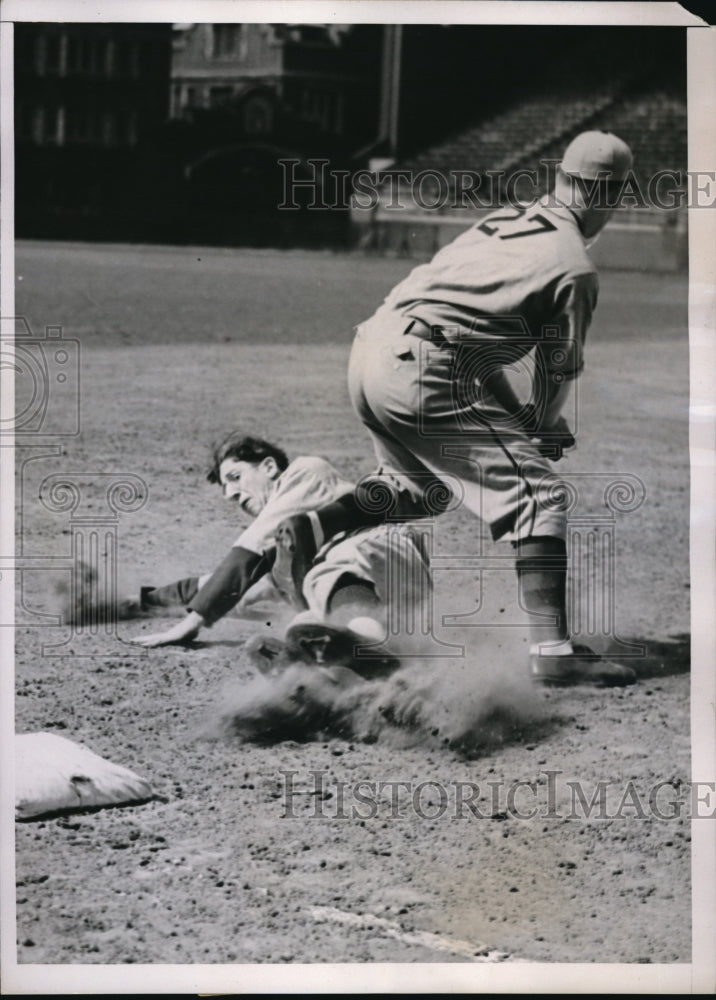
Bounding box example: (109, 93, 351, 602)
(589, 217, 688, 273)
(15, 23, 686, 257)
(351, 207, 688, 273)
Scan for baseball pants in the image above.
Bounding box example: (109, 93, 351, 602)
(347, 312, 568, 544)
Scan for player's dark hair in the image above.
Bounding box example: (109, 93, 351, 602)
(206, 433, 289, 483)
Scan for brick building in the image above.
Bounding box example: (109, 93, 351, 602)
(161, 23, 382, 244)
(15, 23, 172, 236)
(169, 23, 379, 143)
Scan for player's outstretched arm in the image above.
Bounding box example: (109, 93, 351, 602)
(188, 546, 267, 623)
(133, 610, 205, 647)
(132, 546, 267, 648)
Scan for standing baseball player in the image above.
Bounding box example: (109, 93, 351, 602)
(131, 433, 432, 675)
(271, 131, 637, 687)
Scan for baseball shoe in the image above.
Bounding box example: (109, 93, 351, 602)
(245, 630, 363, 690)
(244, 634, 293, 677)
(530, 643, 636, 687)
(285, 612, 399, 680)
(271, 514, 317, 610)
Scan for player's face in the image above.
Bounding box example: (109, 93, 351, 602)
(219, 457, 278, 516)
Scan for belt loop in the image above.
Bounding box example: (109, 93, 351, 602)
(430, 325, 448, 348)
(401, 313, 451, 349)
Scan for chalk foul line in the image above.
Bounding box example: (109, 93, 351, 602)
(308, 905, 520, 962)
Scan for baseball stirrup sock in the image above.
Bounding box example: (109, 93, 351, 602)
(514, 537, 569, 645)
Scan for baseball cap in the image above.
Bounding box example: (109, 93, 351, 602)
(560, 131, 633, 181)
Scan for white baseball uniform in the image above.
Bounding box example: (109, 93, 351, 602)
(233, 455, 432, 621)
(348, 198, 598, 543)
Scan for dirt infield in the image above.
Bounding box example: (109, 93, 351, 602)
(12, 242, 691, 968)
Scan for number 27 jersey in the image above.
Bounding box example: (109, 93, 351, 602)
(376, 200, 599, 381)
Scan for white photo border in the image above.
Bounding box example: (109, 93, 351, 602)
(1, 2, 713, 994)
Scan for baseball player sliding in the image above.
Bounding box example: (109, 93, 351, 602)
(271, 131, 638, 687)
(131, 433, 431, 677)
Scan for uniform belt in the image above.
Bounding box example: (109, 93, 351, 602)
(403, 314, 452, 347)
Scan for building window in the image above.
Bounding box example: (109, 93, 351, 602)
(204, 25, 215, 59)
(102, 111, 116, 145)
(65, 35, 77, 72)
(170, 84, 181, 117)
(213, 24, 242, 57)
(58, 33, 68, 75)
(80, 36, 91, 73)
(299, 87, 333, 131)
(115, 39, 130, 76)
(129, 41, 140, 78)
(32, 106, 45, 144)
(65, 35, 97, 74)
(126, 110, 138, 145)
(65, 108, 83, 143)
(65, 34, 98, 74)
(65, 108, 106, 144)
(55, 106, 65, 146)
(103, 38, 115, 76)
(33, 33, 45, 74)
(44, 33, 60, 73)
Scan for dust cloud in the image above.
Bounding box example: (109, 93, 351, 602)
(215, 629, 548, 756)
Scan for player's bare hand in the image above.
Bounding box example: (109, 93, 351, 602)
(133, 610, 205, 647)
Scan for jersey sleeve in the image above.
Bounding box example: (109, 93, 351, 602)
(235, 456, 354, 555)
(537, 271, 599, 381)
